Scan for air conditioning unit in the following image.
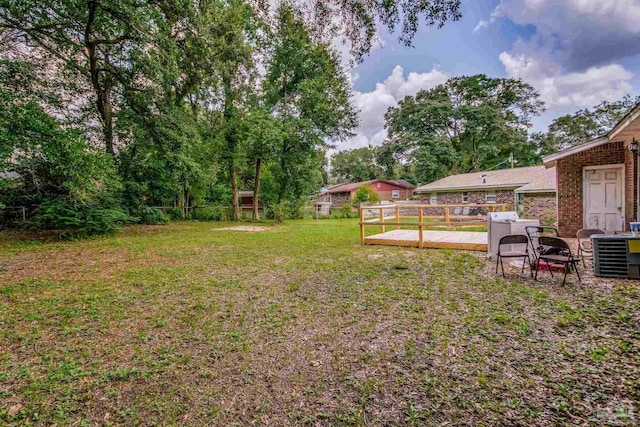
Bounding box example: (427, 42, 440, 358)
(592, 235, 640, 279)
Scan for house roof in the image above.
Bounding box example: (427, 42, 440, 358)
(388, 179, 416, 189)
(326, 179, 416, 194)
(239, 191, 253, 197)
(415, 165, 556, 193)
(542, 101, 640, 166)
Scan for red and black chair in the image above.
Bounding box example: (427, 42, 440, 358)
(534, 236, 582, 285)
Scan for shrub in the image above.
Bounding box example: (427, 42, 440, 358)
(138, 207, 168, 224)
(352, 186, 380, 207)
(165, 207, 184, 221)
(192, 206, 229, 221)
(26, 200, 134, 239)
(272, 202, 286, 224)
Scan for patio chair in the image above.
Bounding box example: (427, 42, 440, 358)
(495, 234, 532, 278)
(534, 236, 582, 285)
(525, 226, 560, 268)
(576, 228, 604, 267)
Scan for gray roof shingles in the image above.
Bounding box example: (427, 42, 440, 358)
(415, 165, 556, 193)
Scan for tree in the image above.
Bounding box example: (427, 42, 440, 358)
(263, 5, 357, 209)
(330, 147, 382, 182)
(0, 85, 124, 235)
(0, 0, 165, 156)
(352, 186, 380, 207)
(384, 75, 544, 183)
(255, 0, 462, 62)
(535, 95, 640, 155)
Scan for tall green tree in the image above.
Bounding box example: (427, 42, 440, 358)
(0, 0, 165, 156)
(259, 0, 462, 62)
(534, 95, 640, 155)
(330, 147, 382, 182)
(263, 5, 357, 207)
(384, 75, 544, 183)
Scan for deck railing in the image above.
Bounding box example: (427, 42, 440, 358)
(359, 203, 506, 247)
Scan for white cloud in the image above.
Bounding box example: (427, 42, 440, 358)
(492, 0, 640, 70)
(485, 1, 638, 112)
(499, 52, 633, 108)
(339, 65, 448, 150)
(473, 20, 488, 33)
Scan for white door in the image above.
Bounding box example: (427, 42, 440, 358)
(584, 166, 624, 231)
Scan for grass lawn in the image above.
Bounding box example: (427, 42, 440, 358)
(1, 219, 638, 426)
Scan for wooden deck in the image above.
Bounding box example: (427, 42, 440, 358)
(364, 229, 488, 251)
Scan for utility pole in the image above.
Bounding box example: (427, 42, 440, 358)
(509, 153, 514, 168)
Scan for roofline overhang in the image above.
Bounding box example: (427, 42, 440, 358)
(542, 135, 609, 167)
(514, 188, 556, 194)
(609, 102, 640, 140)
(415, 184, 524, 193)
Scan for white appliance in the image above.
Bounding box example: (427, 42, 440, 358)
(487, 211, 539, 260)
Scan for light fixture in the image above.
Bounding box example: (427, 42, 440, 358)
(629, 138, 639, 155)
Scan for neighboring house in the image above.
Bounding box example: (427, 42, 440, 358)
(318, 179, 416, 208)
(415, 165, 557, 224)
(542, 102, 640, 237)
(239, 191, 254, 209)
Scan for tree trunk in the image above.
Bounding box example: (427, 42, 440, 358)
(85, 0, 115, 157)
(222, 76, 240, 221)
(253, 157, 262, 220)
(230, 164, 240, 221)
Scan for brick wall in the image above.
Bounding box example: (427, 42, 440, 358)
(417, 189, 515, 215)
(376, 189, 414, 202)
(522, 192, 556, 225)
(556, 141, 626, 237)
(625, 148, 637, 226)
(419, 190, 515, 206)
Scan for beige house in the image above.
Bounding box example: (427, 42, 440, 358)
(415, 165, 557, 224)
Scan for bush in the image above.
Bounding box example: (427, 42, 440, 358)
(26, 200, 134, 239)
(165, 207, 185, 221)
(138, 207, 168, 224)
(272, 202, 286, 224)
(192, 206, 229, 221)
(352, 186, 380, 207)
(330, 204, 357, 219)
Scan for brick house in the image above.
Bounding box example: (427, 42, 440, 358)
(542, 103, 640, 237)
(318, 179, 416, 208)
(414, 165, 557, 224)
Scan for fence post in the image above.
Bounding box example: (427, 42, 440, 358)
(22, 207, 26, 221)
(379, 207, 385, 233)
(359, 208, 365, 246)
(395, 205, 400, 230)
(418, 207, 424, 249)
(444, 207, 450, 230)
(502, 204, 506, 212)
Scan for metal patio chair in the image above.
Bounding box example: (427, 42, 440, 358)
(534, 236, 582, 285)
(525, 226, 559, 268)
(495, 234, 532, 278)
(576, 228, 604, 267)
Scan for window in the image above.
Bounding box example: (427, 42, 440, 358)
(516, 193, 524, 212)
(486, 190, 496, 203)
(430, 193, 438, 205)
(462, 192, 468, 203)
(392, 190, 400, 199)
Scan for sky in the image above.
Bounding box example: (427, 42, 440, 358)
(339, 0, 640, 151)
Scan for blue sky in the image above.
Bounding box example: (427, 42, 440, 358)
(340, 0, 640, 150)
